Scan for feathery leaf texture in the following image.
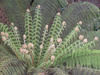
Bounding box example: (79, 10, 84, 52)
(27, 67, 43, 75)
(0, 45, 27, 75)
(0, 23, 22, 59)
(0, 4, 100, 70)
(79, 30, 100, 50)
(14, 0, 30, 12)
(45, 68, 69, 75)
(79, 0, 100, 8)
(24, 10, 33, 43)
(0, 1, 100, 75)
(31, 0, 68, 31)
(67, 0, 100, 8)
(0, 0, 28, 38)
(41, 12, 61, 60)
(65, 67, 100, 75)
(61, 2, 100, 38)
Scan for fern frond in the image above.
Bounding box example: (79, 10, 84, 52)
(79, 30, 100, 50)
(61, 2, 100, 38)
(32, 5, 42, 44)
(39, 13, 62, 66)
(0, 44, 27, 75)
(43, 12, 61, 50)
(53, 39, 99, 68)
(14, 0, 30, 12)
(58, 0, 68, 8)
(0, 23, 22, 59)
(24, 9, 33, 43)
(31, 6, 42, 67)
(1, 0, 26, 38)
(31, 0, 68, 29)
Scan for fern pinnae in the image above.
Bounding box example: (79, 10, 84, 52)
(24, 9, 33, 43)
(48, 12, 61, 39)
(46, 12, 61, 42)
(32, 5, 42, 66)
(27, 46, 35, 67)
(37, 25, 48, 66)
(10, 23, 21, 47)
(1, 3, 100, 74)
(61, 38, 98, 68)
(56, 21, 66, 38)
(41, 25, 48, 45)
(0, 23, 8, 32)
(41, 22, 82, 68)
(58, 0, 68, 8)
(77, 39, 96, 51)
(41, 42, 53, 62)
(54, 24, 81, 56)
(4, 22, 21, 49)
(55, 38, 97, 67)
(0, 23, 23, 59)
(53, 40, 81, 65)
(32, 5, 41, 49)
(69, 50, 100, 68)
(42, 12, 61, 56)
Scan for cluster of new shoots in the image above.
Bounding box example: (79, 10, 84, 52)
(0, 5, 98, 69)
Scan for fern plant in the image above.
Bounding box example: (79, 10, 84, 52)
(61, 2, 100, 38)
(0, 4, 100, 75)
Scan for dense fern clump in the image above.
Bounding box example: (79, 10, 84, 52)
(0, 4, 100, 75)
(0, 0, 100, 75)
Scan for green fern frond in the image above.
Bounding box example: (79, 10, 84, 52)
(79, 30, 100, 50)
(24, 9, 33, 43)
(1, 0, 26, 38)
(0, 23, 22, 59)
(48, 12, 61, 39)
(32, 5, 42, 45)
(53, 39, 99, 68)
(31, 0, 68, 30)
(0, 23, 21, 48)
(42, 12, 61, 55)
(0, 44, 27, 75)
(31, 6, 42, 66)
